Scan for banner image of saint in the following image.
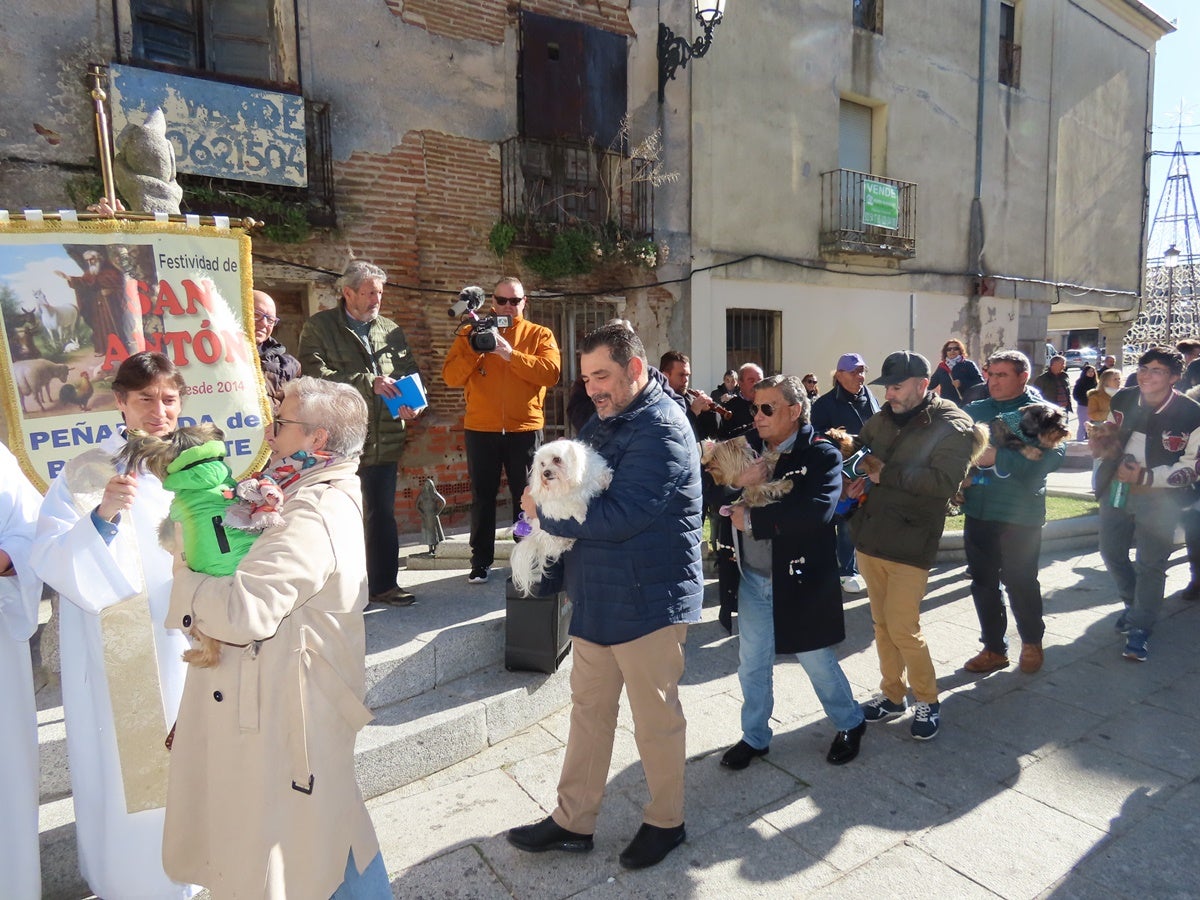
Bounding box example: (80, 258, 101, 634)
(0, 219, 270, 489)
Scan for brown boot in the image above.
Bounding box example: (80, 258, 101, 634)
(1018, 642, 1044, 673)
(964, 648, 1009, 674)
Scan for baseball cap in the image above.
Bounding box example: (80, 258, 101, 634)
(836, 353, 867, 371)
(869, 350, 931, 386)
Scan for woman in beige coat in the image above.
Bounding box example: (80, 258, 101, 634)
(163, 377, 388, 899)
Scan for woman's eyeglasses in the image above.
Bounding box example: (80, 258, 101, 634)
(750, 402, 791, 417)
(272, 417, 313, 436)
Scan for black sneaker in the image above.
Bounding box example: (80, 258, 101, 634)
(1114, 609, 1131, 634)
(468, 566, 490, 584)
(910, 701, 941, 740)
(861, 694, 907, 722)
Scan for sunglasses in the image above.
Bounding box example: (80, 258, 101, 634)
(254, 311, 281, 326)
(750, 402, 791, 417)
(493, 294, 524, 305)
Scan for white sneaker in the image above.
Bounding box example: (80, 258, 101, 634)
(841, 575, 867, 594)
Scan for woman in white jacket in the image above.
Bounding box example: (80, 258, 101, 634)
(32, 351, 197, 900)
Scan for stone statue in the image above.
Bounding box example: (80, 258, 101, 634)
(415, 477, 446, 553)
(113, 108, 183, 215)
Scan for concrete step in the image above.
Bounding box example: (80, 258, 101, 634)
(355, 657, 572, 801)
(405, 532, 514, 571)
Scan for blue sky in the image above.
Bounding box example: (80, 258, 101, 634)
(1148, 1, 1198, 232)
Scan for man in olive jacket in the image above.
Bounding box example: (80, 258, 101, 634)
(850, 351, 984, 741)
(962, 350, 1065, 676)
(298, 261, 423, 605)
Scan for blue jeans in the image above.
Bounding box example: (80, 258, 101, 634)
(330, 849, 390, 899)
(737, 568, 863, 749)
(1099, 489, 1183, 633)
(835, 515, 857, 577)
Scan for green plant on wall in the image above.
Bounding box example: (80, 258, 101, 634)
(65, 172, 105, 212)
(489, 220, 517, 258)
(523, 226, 600, 279)
(489, 219, 666, 278)
(184, 182, 312, 243)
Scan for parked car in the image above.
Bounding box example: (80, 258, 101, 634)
(1063, 348, 1099, 370)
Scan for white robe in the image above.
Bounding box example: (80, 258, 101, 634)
(31, 436, 197, 900)
(0, 444, 44, 900)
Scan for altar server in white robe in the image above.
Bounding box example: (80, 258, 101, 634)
(32, 351, 197, 900)
(0, 442, 45, 900)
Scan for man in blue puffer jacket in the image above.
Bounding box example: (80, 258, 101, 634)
(507, 323, 702, 870)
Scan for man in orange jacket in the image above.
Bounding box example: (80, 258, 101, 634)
(442, 277, 561, 583)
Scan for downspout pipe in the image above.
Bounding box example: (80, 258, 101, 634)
(965, 0, 989, 353)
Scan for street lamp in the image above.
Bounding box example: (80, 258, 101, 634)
(658, 1, 727, 102)
(1164, 243, 1180, 344)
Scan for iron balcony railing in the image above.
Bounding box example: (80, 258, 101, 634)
(819, 168, 917, 259)
(999, 39, 1021, 87)
(500, 136, 653, 245)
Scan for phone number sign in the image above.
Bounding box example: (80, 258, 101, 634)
(109, 64, 308, 188)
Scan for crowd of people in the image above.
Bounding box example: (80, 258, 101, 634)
(10, 265, 1200, 895)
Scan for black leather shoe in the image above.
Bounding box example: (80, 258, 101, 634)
(507, 816, 593, 854)
(720, 739, 769, 770)
(618, 823, 686, 869)
(826, 720, 866, 765)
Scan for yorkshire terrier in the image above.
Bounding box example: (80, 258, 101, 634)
(955, 417, 1026, 504)
(822, 426, 880, 517)
(1086, 419, 1124, 460)
(988, 403, 1071, 460)
(509, 439, 613, 596)
(116, 423, 272, 667)
(700, 436, 794, 509)
(823, 427, 884, 479)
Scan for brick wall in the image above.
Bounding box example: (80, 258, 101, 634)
(390, 0, 633, 43)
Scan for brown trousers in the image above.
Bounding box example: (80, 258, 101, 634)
(552, 624, 688, 833)
(858, 551, 940, 704)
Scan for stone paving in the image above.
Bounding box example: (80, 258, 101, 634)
(368, 539, 1200, 899)
(39, 459, 1200, 898)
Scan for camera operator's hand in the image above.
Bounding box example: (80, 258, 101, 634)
(488, 331, 513, 361)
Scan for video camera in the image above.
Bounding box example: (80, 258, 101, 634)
(449, 285, 512, 353)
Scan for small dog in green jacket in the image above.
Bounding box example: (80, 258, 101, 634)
(116, 423, 279, 666)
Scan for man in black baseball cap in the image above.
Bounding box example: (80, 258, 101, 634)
(869, 350, 931, 387)
(849, 349, 985, 742)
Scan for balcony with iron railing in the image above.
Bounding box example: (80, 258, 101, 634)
(499, 136, 653, 247)
(819, 169, 917, 259)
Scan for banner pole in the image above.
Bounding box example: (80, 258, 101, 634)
(88, 64, 118, 210)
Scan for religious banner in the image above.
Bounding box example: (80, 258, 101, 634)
(0, 217, 271, 490)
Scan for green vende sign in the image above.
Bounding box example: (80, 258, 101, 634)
(862, 180, 899, 230)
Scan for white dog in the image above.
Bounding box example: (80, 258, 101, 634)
(509, 439, 612, 596)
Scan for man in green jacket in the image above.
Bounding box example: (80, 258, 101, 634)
(850, 351, 984, 741)
(298, 261, 424, 606)
(962, 350, 1066, 676)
